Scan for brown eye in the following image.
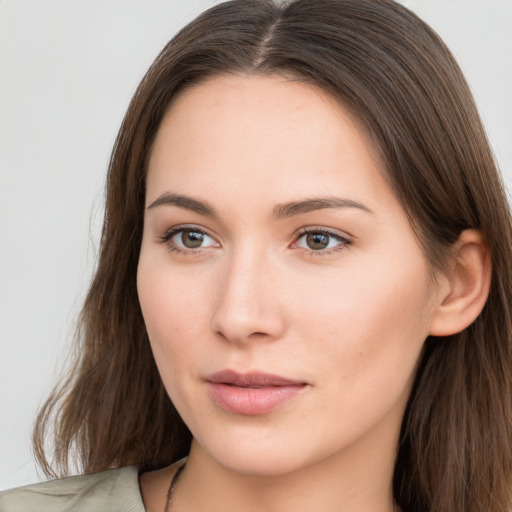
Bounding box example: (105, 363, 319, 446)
(168, 228, 217, 251)
(306, 232, 330, 250)
(180, 230, 205, 248)
(295, 229, 350, 253)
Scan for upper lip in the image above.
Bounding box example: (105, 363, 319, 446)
(206, 369, 306, 388)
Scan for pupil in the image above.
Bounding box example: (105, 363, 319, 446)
(182, 231, 204, 248)
(307, 232, 329, 250)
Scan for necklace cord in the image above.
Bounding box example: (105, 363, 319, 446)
(164, 462, 186, 512)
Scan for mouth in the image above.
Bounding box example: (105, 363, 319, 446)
(205, 369, 308, 416)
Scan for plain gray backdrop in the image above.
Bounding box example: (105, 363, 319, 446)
(1, 0, 511, 490)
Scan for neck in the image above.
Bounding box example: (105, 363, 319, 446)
(174, 429, 399, 512)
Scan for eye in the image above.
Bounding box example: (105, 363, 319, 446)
(173, 229, 215, 249)
(294, 229, 351, 254)
(160, 226, 219, 252)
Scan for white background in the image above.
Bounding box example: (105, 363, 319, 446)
(1, 0, 511, 491)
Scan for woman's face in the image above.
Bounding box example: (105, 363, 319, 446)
(138, 74, 441, 476)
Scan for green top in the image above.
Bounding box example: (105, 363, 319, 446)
(0, 466, 146, 512)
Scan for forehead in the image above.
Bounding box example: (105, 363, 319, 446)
(146, 74, 394, 216)
(154, 74, 371, 156)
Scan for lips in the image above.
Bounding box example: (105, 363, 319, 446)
(205, 370, 308, 415)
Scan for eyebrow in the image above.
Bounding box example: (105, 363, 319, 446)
(147, 193, 217, 216)
(147, 192, 373, 218)
(273, 197, 373, 219)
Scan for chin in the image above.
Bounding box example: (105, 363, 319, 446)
(192, 427, 333, 478)
(215, 450, 309, 477)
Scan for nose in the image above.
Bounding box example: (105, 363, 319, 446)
(210, 247, 286, 345)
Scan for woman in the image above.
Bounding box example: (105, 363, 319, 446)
(2, 0, 511, 511)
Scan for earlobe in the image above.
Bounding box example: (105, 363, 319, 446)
(429, 229, 492, 337)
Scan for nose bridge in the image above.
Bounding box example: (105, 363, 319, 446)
(210, 243, 284, 343)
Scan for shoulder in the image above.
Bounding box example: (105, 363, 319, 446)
(0, 466, 145, 512)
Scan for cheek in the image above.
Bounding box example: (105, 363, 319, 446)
(137, 254, 208, 369)
(291, 253, 433, 389)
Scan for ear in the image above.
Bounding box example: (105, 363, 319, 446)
(429, 229, 492, 337)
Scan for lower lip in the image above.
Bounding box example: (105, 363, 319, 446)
(207, 382, 307, 416)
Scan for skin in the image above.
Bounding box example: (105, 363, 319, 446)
(137, 74, 447, 512)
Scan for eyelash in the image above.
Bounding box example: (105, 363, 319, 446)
(293, 227, 353, 256)
(158, 225, 215, 256)
(158, 225, 353, 257)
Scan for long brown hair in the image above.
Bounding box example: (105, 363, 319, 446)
(34, 1, 512, 511)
